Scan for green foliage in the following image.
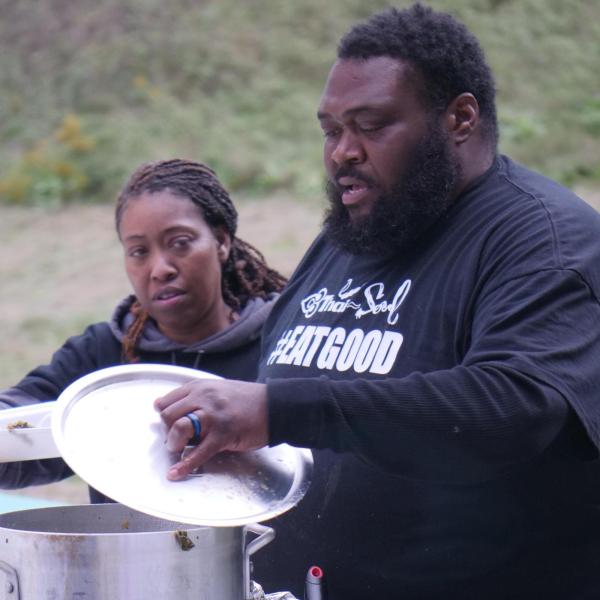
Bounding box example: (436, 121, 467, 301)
(0, 115, 96, 205)
(578, 97, 600, 137)
(1, 0, 599, 205)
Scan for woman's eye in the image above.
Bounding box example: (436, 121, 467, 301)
(128, 247, 146, 258)
(171, 237, 191, 250)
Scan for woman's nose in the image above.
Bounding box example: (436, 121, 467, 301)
(150, 254, 177, 281)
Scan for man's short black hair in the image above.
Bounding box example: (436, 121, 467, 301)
(337, 3, 498, 146)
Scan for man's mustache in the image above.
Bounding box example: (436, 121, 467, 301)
(332, 166, 376, 190)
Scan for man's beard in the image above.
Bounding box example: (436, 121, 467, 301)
(323, 120, 460, 257)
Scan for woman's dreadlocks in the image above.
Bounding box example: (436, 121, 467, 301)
(115, 158, 287, 362)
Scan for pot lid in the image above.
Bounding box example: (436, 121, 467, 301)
(52, 364, 312, 527)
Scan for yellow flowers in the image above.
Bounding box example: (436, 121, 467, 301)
(132, 74, 149, 90)
(0, 172, 31, 204)
(0, 114, 96, 205)
(132, 74, 161, 100)
(54, 114, 96, 152)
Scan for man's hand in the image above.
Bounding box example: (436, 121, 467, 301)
(154, 379, 268, 481)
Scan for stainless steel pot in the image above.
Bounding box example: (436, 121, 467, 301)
(0, 503, 274, 600)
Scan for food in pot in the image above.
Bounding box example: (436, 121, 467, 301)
(6, 420, 32, 430)
(174, 529, 195, 551)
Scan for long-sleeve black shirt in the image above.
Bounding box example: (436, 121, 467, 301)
(253, 156, 600, 599)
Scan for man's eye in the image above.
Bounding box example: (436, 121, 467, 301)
(357, 123, 383, 133)
(323, 128, 341, 139)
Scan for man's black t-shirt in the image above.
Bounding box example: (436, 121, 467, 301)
(253, 156, 600, 599)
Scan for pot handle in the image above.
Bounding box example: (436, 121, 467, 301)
(0, 561, 20, 599)
(243, 523, 275, 600)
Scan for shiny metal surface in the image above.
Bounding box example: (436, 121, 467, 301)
(0, 402, 58, 462)
(0, 503, 264, 600)
(52, 364, 313, 527)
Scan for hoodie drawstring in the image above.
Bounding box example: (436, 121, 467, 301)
(169, 351, 203, 369)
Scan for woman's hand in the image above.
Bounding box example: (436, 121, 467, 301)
(154, 379, 268, 481)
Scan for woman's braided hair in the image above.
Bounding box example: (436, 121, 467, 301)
(115, 158, 287, 362)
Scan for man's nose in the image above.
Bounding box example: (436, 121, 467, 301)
(150, 254, 177, 281)
(330, 130, 365, 166)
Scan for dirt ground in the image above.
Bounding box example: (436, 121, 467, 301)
(1, 186, 598, 504)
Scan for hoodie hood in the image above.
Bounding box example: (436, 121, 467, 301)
(109, 293, 278, 355)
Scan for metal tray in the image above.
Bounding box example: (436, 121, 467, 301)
(52, 364, 312, 527)
(0, 402, 58, 462)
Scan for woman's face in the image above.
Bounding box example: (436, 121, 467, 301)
(118, 190, 232, 344)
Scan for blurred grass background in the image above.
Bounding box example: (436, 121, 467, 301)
(1, 0, 599, 208)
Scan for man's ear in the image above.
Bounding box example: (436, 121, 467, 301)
(445, 93, 479, 144)
(214, 227, 232, 264)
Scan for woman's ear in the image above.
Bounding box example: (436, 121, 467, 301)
(214, 227, 232, 264)
(445, 93, 479, 145)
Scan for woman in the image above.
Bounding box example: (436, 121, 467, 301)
(0, 158, 286, 499)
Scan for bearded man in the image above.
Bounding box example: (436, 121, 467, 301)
(157, 5, 600, 598)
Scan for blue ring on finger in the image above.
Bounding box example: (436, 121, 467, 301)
(185, 413, 202, 445)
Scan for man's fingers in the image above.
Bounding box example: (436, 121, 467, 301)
(155, 381, 212, 427)
(165, 412, 204, 452)
(154, 380, 269, 481)
(154, 383, 192, 411)
(167, 438, 220, 481)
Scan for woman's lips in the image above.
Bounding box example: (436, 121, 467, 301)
(153, 288, 185, 306)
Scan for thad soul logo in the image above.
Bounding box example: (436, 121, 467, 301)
(268, 279, 411, 375)
(300, 278, 411, 325)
